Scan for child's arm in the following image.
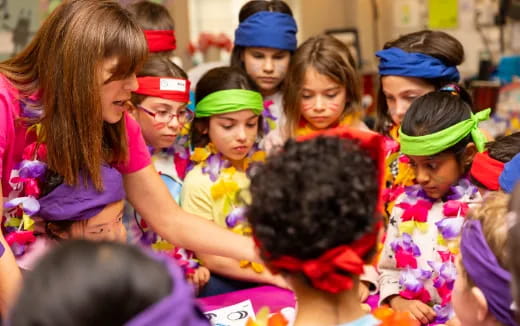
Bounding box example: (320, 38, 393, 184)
(196, 253, 287, 288)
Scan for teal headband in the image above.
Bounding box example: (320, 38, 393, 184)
(195, 89, 263, 118)
(399, 108, 491, 156)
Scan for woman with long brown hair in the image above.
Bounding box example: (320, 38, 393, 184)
(0, 0, 257, 313)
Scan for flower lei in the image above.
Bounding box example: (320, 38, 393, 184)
(390, 178, 478, 325)
(190, 142, 266, 272)
(294, 111, 363, 137)
(262, 100, 278, 135)
(383, 124, 416, 219)
(373, 306, 420, 326)
(3, 102, 46, 256)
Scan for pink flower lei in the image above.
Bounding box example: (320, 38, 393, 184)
(391, 178, 478, 325)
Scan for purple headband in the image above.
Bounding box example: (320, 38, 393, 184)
(460, 219, 516, 326)
(38, 165, 126, 221)
(125, 253, 210, 326)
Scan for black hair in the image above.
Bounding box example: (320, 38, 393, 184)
(229, 0, 293, 70)
(9, 240, 172, 326)
(401, 88, 474, 160)
(248, 136, 379, 263)
(191, 66, 262, 147)
(487, 132, 520, 163)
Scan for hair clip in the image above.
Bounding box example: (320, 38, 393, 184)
(439, 83, 460, 96)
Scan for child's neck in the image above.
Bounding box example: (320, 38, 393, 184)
(291, 278, 367, 326)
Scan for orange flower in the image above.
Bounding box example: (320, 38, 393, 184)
(373, 306, 420, 326)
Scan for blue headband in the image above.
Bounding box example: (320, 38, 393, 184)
(376, 47, 460, 82)
(234, 11, 297, 51)
(499, 153, 520, 193)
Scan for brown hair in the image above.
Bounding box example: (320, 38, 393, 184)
(461, 192, 511, 287)
(283, 34, 362, 137)
(131, 56, 188, 106)
(230, 0, 293, 89)
(191, 66, 261, 148)
(0, 0, 148, 189)
(375, 30, 464, 135)
(127, 0, 175, 58)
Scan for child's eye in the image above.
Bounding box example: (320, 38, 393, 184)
(405, 96, 417, 101)
(274, 55, 286, 60)
(221, 124, 233, 130)
(90, 228, 104, 234)
(426, 162, 438, 170)
(252, 53, 264, 59)
(301, 94, 313, 99)
(246, 122, 257, 128)
(326, 93, 338, 99)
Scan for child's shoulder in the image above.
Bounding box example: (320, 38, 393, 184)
(183, 164, 212, 186)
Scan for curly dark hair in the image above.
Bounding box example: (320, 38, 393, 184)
(487, 132, 520, 163)
(247, 136, 379, 263)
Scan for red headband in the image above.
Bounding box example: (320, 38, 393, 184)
(135, 77, 190, 103)
(470, 152, 505, 191)
(269, 224, 380, 294)
(143, 30, 176, 52)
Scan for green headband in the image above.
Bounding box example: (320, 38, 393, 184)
(399, 108, 491, 156)
(195, 89, 263, 118)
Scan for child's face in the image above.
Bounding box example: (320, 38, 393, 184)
(208, 110, 259, 163)
(381, 75, 435, 126)
(452, 255, 486, 326)
(69, 200, 126, 242)
(99, 57, 138, 124)
(133, 96, 189, 150)
(408, 152, 464, 199)
(300, 67, 346, 130)
(242, 47, 290, 96)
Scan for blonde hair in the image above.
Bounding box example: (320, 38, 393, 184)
(0, 0, 148, 189)
(283, 34, 362, 137)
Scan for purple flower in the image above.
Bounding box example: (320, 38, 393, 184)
(439, 262, 457, 284)
(11, 242, 26, 257)
(4, 196, 40, 216)
(436, 217, 464, 239)
(447, 178, 478, 200)
(202, 153, 229, 182)
(171, 135, 190, 159)
(20, 101, 43, 119)
(433, 304, 452, 324)
(225, 207, 246, 228)
(18, 160, 47, 179)
(399, 269, 425, 292)
(391, 233, 421, 256)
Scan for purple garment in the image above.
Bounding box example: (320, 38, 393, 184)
(125, 254, 210, 326)
(38, 165, 125, 221)
(460, 219, 516, 326)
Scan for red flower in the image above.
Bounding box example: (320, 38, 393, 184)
(442, 200, 469, 217)
(395, 248, 418, 268)
(399, 288, 431, 304)
(397, 199, 433, 223)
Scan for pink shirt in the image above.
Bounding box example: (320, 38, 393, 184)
(0, 74, 151, 196)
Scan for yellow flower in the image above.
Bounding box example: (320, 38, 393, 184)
(152, 240, 175, 252)
(211, 179, 239, 200)
(22, 213, 35, 231)
(239, 260, 265, 273)
(190, 147, 210, 162)
(221, 166, 236, 176)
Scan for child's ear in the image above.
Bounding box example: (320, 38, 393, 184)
(471, 286, 489, 321)
(463, 143, 478, 167)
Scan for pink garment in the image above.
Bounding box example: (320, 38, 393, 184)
(0, 74, 151, 196)
(197, 286, 295, 313)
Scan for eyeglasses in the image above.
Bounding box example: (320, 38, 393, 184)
(137, 105, 194, 124)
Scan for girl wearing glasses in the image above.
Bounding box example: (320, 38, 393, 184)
(128, 56, 210, 293)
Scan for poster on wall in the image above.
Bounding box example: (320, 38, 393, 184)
(428, 0, 459, 29)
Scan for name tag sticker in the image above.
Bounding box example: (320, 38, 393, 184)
(160, 78, 186, 92)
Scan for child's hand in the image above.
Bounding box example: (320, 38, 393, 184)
(188, 266, 211, 294)
(270, 274, 290, 290)
(358, 281, 370, 302)
(389, 296, 436, 325)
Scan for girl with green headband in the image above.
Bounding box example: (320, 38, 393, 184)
(181, 67, 286, 296)
(378, 89, 487, 325)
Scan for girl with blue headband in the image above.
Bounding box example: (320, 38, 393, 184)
(453, 192, 517, 326)
(375, 30, 465, 219)
(231, 0, 297, 152)
(181, 67, 286, 296)
(283, 34, 367, 139)
(378, 88, 488, 325)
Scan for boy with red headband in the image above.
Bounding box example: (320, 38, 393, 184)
(470, 132, 520, 193)
(247, 127, 418, 326)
